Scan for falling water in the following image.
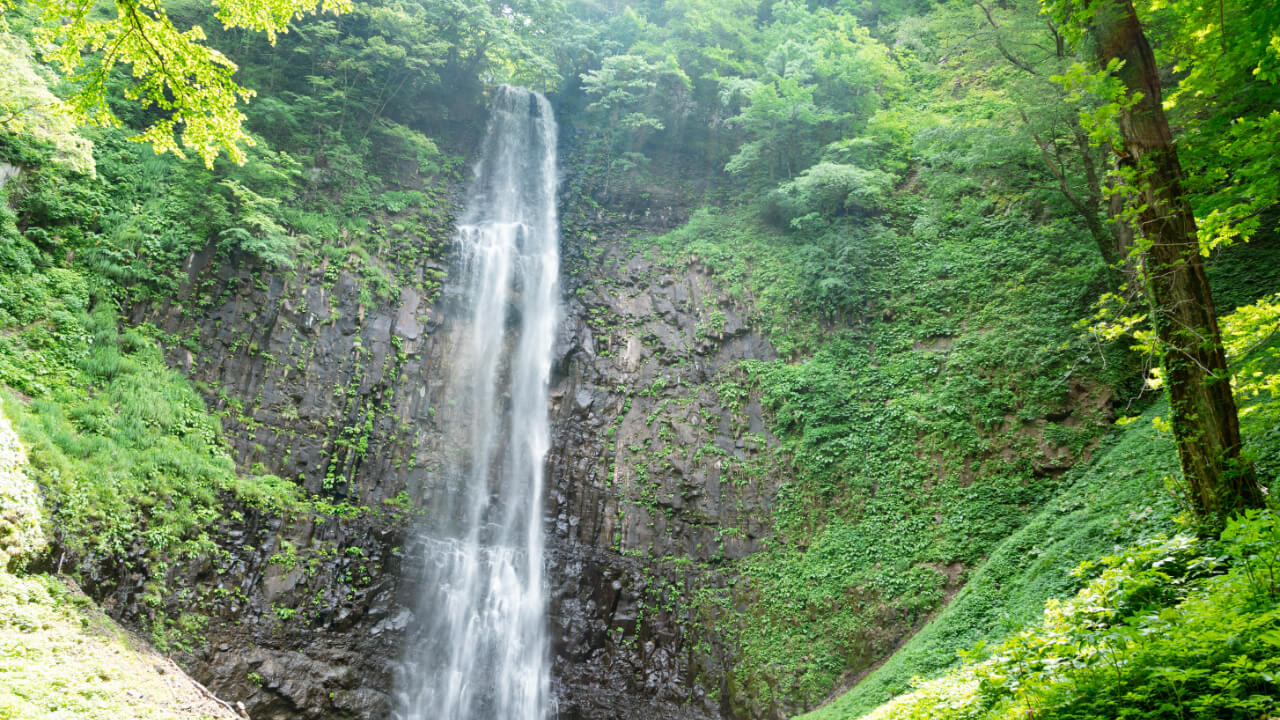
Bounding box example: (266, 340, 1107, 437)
(396, 86, 558, 720)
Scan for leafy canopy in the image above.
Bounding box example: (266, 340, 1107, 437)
(3, 0, 351, 167)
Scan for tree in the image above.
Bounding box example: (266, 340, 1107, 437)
(1150, 0, 1280, 255)
(968, 0, 1126, 267)
(720, 3, 900, 192)
(579, 53, 690, 200)
(3, 0, 352, 167)
(1045, 0, 1265, 523)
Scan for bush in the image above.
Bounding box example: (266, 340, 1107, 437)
(858, 511, 1280, 720)
(768, 162, 894, 228)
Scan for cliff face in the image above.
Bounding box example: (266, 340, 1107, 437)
(92, 172, 774, 719)
(546, 213, 786, 719)
(131, 225, 456, 719)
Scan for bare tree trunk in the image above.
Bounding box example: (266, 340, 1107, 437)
(1092, 0, 1264, 522)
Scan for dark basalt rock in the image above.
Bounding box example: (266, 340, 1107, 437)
(71, 174, 780, 720)
(543, 219, 786, 719)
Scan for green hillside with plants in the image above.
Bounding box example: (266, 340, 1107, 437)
(0, 0, 1277, 717)
(805, 284, 1280, 719)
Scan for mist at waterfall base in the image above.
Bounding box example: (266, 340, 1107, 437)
(394, 86, 559, 720)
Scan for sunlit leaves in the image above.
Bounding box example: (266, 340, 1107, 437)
(861, 524, 1280, 720)
(1150, 0, 1280, 251)
(1220, 293, 1280, 423)
(11, 0, 349, 166)
(0, 31, 94, 173)
(1046, 0, 1280, 252)
(213, 0, 350, 43)
(1050, 58, 1140, 149)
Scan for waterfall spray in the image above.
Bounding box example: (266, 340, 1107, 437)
(396, 85, 559, 720)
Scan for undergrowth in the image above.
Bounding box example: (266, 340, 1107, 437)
(805, 287, 1280, 719)
(846, 510, 1280, 720)
(636, 185, 1138, 711)
(635, 193, 1277, 714)
(0, 128, 375, 646)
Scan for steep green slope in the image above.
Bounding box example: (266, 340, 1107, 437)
(0, 408, 241, 720)
(0, 130, 299, 646)
(804, 398, 1180, 719)
(621, 183, 1279, 718)
(845, 508, 1280, 720)
(628, 187, 1137, 714)
(803, 283, 1280, 719)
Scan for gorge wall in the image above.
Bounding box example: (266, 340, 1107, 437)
(63, 108, 1125, 720)
(106, 159, 776, 720)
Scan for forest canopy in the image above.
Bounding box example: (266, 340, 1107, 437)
(0, 0, 1277, 719)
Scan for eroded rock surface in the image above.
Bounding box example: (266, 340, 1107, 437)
(70, 180, 778, 720)
(545, 223, 786, 718)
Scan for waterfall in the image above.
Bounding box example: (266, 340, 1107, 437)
(396, 85, 558, 720)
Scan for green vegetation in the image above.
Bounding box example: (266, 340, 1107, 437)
(823, 510, 1280, 720)
(0, 406, 237, 719)
(0, 0, 1277, 716)
(627, 108, 1137, 711)
(574, 0, 1280, 712)
(5, 0, 353, 166)
(802, 288, 1280, 719)
(0, 566, 241, 719)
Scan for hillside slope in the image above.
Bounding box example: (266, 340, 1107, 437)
(803, 252, 1280, 719)
(0, 410, 244, 720)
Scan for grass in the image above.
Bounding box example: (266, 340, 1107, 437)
(0, 407, 238, 720)
(802, 288, 1280, 719)
(0, 569, 240, 720)
(819, 512, 1280, 720)
(801, 397, 1181, 719)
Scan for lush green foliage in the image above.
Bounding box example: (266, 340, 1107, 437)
(833, 509, 1280, 720)
(0, 136, 303, 635)
(3, 0, 352, 166)
(807, 397, 1181, 719)
(604, 0, 1278, 708)
(0, 0, 1277, 716)
(806, 264, 1280, 719)
(1040, 0, 1280, 255)
(635, 158, 1132, 710)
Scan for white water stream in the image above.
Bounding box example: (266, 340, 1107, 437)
(396, 85, 558, 720)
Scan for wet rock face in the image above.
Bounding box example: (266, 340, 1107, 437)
(80, 181, 778, 720)
(171, 509, 408, 720)
(544, 220, 786, 719)
(121, 222, 459, 719)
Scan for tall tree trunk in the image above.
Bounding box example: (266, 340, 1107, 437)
(1091, 0, 1264, 522)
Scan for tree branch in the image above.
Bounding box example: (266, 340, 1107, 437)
(973, 0, 1040, 75)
